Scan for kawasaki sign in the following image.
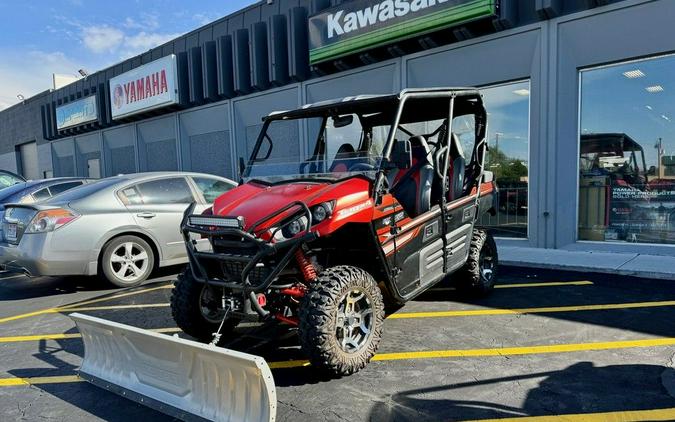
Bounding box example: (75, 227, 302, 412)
(309, 0, 497, 64)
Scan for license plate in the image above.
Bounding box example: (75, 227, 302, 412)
(5, 224, 17, 241)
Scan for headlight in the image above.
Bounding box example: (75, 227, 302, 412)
(281, 216, 308, 239)
(26, 209, 79, 233)
(311, 202, 333, 223)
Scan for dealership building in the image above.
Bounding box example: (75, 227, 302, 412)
(1, 0, 675, 267)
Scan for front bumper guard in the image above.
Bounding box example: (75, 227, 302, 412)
(180, 202, 317, 299)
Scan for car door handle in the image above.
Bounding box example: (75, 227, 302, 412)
(136, 212, 156, 219)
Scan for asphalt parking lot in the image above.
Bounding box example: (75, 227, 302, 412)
(2, 266, 675, 421)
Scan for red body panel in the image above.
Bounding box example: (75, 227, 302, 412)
(211, 178, 375, 235)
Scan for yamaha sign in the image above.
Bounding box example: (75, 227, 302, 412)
(109, 54, 179, 120)
(309, 0, 497, 64)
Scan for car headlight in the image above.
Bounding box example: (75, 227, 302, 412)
(26, 208, 79, 233)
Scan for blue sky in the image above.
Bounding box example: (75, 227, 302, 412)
(0, 0, 257, 110)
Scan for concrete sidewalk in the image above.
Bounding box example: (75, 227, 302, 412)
(499, 246, 675, 280)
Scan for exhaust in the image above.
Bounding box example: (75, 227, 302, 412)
(70, 313, 277, 422)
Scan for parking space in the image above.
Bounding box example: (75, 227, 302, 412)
(2, 267, 675, 421)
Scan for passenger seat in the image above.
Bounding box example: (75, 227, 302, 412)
(390, 136, 434, 217)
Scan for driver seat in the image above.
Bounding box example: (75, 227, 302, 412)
(391, 136, 434, 217)
(330, 143, 355, 172)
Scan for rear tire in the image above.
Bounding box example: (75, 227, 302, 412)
(171, 268, 239, 342)
(100, 235, 155, 288)
(456, 229, 498, 296)
(298, 265, 385, 377)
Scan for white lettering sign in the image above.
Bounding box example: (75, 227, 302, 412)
(326, 0, 449, 39)
(109, 55, 179, 120)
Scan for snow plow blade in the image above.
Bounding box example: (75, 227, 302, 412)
(70, 313, 276, 422)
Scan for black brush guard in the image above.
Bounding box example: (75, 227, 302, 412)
(180, 202, 317, 302)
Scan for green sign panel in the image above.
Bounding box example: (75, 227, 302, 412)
(308, 0, 498, 64)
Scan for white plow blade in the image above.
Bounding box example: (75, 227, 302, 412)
(70, 313, 276, 422)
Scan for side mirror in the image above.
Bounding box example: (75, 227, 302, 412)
(647, 166, 656, 176)
(388, 139, 412, 169)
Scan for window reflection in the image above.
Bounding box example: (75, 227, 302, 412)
(479, 81, 530, 238)
(579, 55, 675, 244)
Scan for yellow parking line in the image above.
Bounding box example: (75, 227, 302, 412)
(0, 375, 83, 387)
(496, 281, 593, 289)
(3, 299, 674, 344)
(464, 407, 675, 422)
(0, 327, 181, 343)
(65, 303, 170, 312)
(3, 337, 675, 386)
(0, 283, 174, 325)
(388, 300, 675, 319)
(268, 337, 675, 369)
(431, 281, 594, 292)
(58, 284, 173, 310)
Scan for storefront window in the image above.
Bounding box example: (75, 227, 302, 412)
(579, 55, 675, 245)
(479, 81, 530, 238)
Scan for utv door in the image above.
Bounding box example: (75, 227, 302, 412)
(377, 195, 445, 300)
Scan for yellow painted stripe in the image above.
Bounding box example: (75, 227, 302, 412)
(4, 299, 673, 344)
(388, 300, 675, 319)
(0, 284, 173, 325)
(465, 407, 675, 422)
(3, 337, 675, 387)
(495, 280, 593, 289)
(0, 375, 83, 387)
(269, 337, 675, 369)
(431, 281, 593, 292)
(65, 303, 170, 312)
(58, 284, 173, 310)
(0, 308, 58, 324)
(0, 327, 182, 343)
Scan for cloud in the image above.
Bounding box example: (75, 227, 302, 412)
(0, 50, 82, 110)
(120, 31, 182, 58)
(82, 25, 125, 53)
(192, 13, 220, 26)
(123, 13, 160, 31)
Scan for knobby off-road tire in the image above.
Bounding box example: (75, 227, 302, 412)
(171, 268, 239, 342)
(456, 229, 498, 296)
(298, 265, 385, 377)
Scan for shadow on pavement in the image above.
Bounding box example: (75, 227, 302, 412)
(367, 362, 675, 421)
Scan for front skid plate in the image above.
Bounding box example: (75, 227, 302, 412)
(70, 313, 277, 422)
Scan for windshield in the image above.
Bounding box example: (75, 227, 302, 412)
(0, 171, 24, 190)
(243, 113, 391, 183)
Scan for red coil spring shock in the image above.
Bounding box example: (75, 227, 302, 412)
(295, 249, 317, 282)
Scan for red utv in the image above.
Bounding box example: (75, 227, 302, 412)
(172, 88, 498, 376)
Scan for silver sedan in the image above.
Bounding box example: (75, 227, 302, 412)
(0, 172, 235, 287)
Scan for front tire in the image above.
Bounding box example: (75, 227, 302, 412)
(456, 229, 498, 296)
(100, 235, 155, 287)
(170, 269, 239, 342)
(298, 265, 385, 377)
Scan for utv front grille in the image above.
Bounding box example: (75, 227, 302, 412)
(221, 261, 271, 285)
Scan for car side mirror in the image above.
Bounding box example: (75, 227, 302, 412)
(388, 139, 412, 169)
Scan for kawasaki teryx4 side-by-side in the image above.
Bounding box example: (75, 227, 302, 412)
(70, 88, 498, 421)
(173, 87, 498, 376)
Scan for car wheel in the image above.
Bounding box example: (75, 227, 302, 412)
(298, 265, 385, 377)
(100, 235, 155, 288)
(171, 268, 239, 342)
(456, 229, 498, 296)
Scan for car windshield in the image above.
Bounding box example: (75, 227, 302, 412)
(0, 171, 24, 190)
(243, 104, 397, 183)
